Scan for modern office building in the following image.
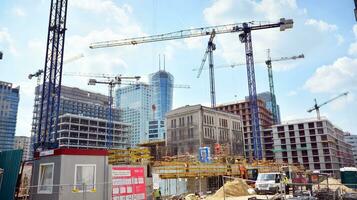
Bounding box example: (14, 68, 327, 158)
(14, 136, 31, 161)
(31, 85, 121, 155)
(148, 120, 165, 141)
(344, 133, 357, 166)
(116, 83, 152, 146)
(57, 114, 130, 149)
(0, 81, 20, 151)
(166, 105, 244, 157)
(271, 118, 354, 176)
(147, 70, 174, 141)
(149, 70, 174, 120)
(215, 99, 274, 160)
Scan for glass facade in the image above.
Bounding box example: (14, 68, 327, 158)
(148, 70, 174, 141)
(115, 83, 152, 146)
(0, 81, 20, 151)
(149, 70, 174, 121)
(246, 91, 281, 124)
(148, 120, 165, 141)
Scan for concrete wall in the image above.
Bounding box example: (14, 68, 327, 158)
(30, 154, 108, 200)
(30, 156, 61, 200)
(59, 155, 108, 200)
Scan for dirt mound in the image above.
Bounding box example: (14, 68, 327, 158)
(206, 178, 254, 200)
(314, 178, 356, 193)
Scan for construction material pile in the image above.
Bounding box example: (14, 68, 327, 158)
(314, 178, 356, 193)
(206, 178, 254, 200)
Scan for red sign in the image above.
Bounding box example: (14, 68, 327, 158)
(112, 166, 146, 200)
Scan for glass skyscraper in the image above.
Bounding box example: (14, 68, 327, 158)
(149, 70, 174, 121)
(0, 81, 20, 151)
(148, 70, 174, 141)
(115, 83, 152, 146)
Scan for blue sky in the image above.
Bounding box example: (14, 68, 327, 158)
(0, 0, 356, 137)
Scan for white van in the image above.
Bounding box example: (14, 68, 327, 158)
(255, 172, 282, 194)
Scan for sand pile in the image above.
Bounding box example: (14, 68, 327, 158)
(314, 178, 356, 193)
(206, 178, 254, 200)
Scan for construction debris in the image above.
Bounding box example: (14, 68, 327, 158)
(206, 178, 254, 200)
(314, 178, 356, 193)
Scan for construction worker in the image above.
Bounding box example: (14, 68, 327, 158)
(239, 164, 247, 179)
(282, 174, 290, 194)
(153, 188, 162, 200)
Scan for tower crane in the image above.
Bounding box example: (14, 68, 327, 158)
(89, 18, 294, 160)
(193, 51, 304, 125)
(307, 92, 349, 120)
(265, 50, 304, 124)
(36, 0, 69, 151)
(30, 54, 83, 152)
(88, 75, 141, 148)
(197, 30, 217, 107)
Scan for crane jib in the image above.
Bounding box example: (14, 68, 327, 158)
(89, 19, 293, 49)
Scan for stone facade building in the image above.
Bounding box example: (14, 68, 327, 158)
(166, 105, 244, 157)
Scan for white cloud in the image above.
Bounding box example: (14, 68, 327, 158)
(287, 90, 297, 96)
(304, 57, 357, 93)
(70, 0, 133, 26)
(184, 37, 205, 50)
(305, 19, 337, 32)
(0, 27, 17, 55)
(203, 0, 340, 71)
(336, 34, 344, 45)
(348, 24, 357, 56)
(12, 7, 26, 17)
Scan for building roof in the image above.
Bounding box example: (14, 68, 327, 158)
(59, 113, 130, 126)
(166, 104, 242, 120)
(215, 98, 265, 107)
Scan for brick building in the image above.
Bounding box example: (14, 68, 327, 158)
(215, 99, 274, 160)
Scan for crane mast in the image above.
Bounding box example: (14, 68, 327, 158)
(36, 0, 68, 150)
(90, 18, 293, 160)
(197, 31, 217, 107)
(266, 49, 277, 124)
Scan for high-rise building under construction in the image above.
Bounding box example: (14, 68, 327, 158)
(30, 85, 126, 157)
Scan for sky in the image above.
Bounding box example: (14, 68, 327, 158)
(0, 0, 356, 137)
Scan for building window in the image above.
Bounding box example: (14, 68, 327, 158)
(74, 164, 96, 192)
(37, 163, 54, 194)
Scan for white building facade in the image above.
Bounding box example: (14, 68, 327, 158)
(14, 136, 30, 161)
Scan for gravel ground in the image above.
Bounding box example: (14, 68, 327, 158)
(210, 194, 293, 200)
